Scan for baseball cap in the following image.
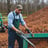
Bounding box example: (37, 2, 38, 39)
(16, 4, 23, 10)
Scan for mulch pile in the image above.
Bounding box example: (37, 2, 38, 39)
(20, 7, 48, 33)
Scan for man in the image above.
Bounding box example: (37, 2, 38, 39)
(8, 4, 30, 48)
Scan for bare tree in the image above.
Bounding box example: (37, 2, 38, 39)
(32, 0, 40, 12)
(7, 0, 11, 13)
(0, 0, 3, 13)
(26, 0, 29, 16)
(40, 0, 45, 8)
(18, 0, 21, 4)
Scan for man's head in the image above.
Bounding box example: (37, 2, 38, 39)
(15, 4, 23, 15)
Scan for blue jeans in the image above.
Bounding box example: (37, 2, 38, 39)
(8, 28, 23, 48)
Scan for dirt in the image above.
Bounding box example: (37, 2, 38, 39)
(0, 33, 8, 48)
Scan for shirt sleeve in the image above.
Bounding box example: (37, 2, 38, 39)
(8, 12, 14, 28)
(20, 14, 26, 26)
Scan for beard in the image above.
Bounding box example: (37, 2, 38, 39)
(16, 12, 19, 15)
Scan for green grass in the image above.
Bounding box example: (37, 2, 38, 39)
(2, 16, 8, 21)
(23, 16, 27, 18)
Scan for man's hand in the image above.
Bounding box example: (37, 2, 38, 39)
(17, 30, 24, 35)
(26, 28, 34, 37)
(26, 28, 31, 33)
(11, 26, 24, 35)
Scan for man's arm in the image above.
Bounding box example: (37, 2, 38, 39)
(24, 24, 29, 29)
(20, 14, 33, 34)
(20, 14, 29, 29)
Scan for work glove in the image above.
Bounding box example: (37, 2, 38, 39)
(26, 28, 34, 37)
(26, 28, 31, 33)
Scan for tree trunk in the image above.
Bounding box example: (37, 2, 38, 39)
(7, 0, 11, 13)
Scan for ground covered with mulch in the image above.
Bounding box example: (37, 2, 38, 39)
(0, 7, 48, 48)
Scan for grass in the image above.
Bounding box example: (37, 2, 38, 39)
(23, 16, 27, 18)
(2, 16, 8, 21)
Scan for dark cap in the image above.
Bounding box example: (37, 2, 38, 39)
(16, 4, 23, 10)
